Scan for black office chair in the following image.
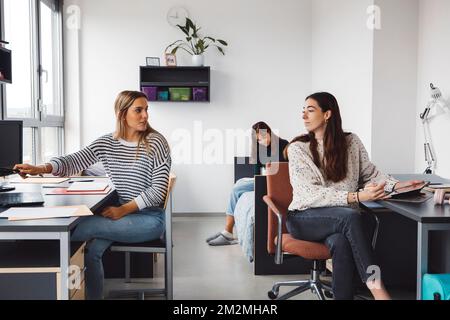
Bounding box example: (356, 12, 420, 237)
(108, 174, 176, 300)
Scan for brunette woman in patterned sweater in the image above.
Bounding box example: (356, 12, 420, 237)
(286, 92, 423, 300)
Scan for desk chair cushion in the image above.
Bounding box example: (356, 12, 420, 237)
(279, 234, 331, 260)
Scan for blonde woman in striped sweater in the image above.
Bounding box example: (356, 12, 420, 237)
(15, 91, 171, 299)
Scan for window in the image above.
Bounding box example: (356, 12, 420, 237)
(0, 0, 64, 164)
(3, 0, 33, 119)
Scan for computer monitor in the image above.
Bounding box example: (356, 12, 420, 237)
(0, 46, 12, 84)
(0, 120, 23, 192)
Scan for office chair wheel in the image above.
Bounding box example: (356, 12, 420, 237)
(324, 290, 333, 299)
(268, 290, 278, 300)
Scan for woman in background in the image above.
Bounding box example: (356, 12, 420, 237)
(206, 121, 289, 246)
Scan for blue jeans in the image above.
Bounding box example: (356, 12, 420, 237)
(226, 178, 254, 216)
(71, 208, 164, 300)
(287, 207, 376, 300)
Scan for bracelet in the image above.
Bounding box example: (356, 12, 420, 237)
(356, 192, 360, 203)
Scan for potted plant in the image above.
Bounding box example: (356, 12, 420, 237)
(165, 17, 228, 66)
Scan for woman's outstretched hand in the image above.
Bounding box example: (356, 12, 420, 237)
(13, 164, 44, 179)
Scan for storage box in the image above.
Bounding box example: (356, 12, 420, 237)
(158, 90, 169, 101)
(169, 88, 191, 101)
(423, 274, 450, 300)
(141, 87, 157, 101)
(193, 87, 208, 101)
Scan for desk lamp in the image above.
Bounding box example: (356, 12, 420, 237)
(420, 83, 449, 174)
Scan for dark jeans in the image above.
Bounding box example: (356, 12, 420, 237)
(287, 207, 377, 300)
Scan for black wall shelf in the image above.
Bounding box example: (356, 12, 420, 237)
(139, 66, 210, 103)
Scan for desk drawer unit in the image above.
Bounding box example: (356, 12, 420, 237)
(0, 240, 86, 300)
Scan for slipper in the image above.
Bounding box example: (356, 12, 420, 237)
(206, 232, 223, 243)
(208, 234, 239, 246)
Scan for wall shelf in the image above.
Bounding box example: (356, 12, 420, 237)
(139, 66, 210, 103)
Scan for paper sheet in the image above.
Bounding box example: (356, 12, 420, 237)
(0, 205, 93, 221)
(9, 177, 69, 184)
(67, 182, 109, 192)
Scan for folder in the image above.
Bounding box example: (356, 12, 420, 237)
(45, 186, 111, 195)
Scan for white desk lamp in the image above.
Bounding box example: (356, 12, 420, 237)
(420, 83, 449, 174)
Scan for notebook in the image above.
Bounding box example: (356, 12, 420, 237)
(66, 182, 109, 192)
(424, 184, 450, 193)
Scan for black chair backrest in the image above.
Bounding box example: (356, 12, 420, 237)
(234, 156, 254, 182)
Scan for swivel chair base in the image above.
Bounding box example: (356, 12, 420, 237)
(268, 260, 333, 300)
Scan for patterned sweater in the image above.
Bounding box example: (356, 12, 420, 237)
(288, 133, 398, 212)
(50, 132, 171, 210)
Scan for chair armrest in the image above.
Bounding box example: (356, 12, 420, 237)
(361, 207, 380, 250)
(263, 195, 284, 264)
(370, 212, 380, 250)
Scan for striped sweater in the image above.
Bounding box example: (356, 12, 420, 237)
(49, 132, 171, 210)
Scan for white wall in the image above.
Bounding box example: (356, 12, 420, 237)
(416, 0, 450, 178)
(371, 0, 419, 174)
(63, 0, 312, 213)
(63, 0, 447, 214)
(310, 0, 420, 174)
(311, 0, 375, 154)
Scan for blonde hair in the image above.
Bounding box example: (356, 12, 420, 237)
(113, 90, 158, 154)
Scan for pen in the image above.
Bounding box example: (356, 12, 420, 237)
(42, 185, 69, 188)
(69, 179, 94, 183)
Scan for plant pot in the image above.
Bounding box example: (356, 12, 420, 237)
(192, 54, 204, 66)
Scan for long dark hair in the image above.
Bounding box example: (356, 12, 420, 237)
(286, 92, 350, 182)
(250, 121, 280, 164)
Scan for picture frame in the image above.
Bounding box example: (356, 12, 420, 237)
(146, 57, 160, 66)
(164, 53, 177, 67)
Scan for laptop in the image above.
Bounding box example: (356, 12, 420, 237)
(0, 192, 45, 208)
